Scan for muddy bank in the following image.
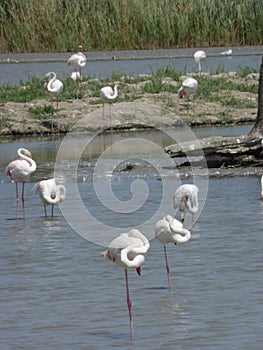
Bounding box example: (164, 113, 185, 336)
(0, 72, 258, 137)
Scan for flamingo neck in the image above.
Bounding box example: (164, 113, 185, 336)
(17, 148, 36, 170)
(47, 72, 56, 91)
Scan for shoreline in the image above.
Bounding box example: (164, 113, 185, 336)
(0, 71, 258, 138)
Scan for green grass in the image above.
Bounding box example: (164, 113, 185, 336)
(0, 0, 262, 53)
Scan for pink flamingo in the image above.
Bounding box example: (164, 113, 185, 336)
(35, 178, 67, 218)
(154, 215, 191, 290)
(6, 148, 37, 211)
(101, 229, 150, 339)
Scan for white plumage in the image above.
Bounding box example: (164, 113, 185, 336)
(173, 184, 199, 222)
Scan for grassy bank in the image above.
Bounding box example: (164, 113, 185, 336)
(0, 0, 263, 53)
(0, 66, 259, 136)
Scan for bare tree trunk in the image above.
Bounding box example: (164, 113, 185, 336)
(249, 56, 263, 136)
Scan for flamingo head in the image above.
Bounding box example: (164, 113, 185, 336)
(136, 266, 141, 275)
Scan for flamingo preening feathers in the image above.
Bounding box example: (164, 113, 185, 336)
(35, 178, 67, 218)
(102, 229, 149, 339)
(154, 215, 191, 290)
(173, 184, 199, 222)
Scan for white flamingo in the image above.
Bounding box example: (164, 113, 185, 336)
(70, 71, 82, 99)
(44, 72, 63, 113)
(194, 50, 210, 73)
(178, 77, 198, 114)
(35, 178, 67, 218)
(178, 77, 198, 98)
(173, 184, 199, 222)
(154, 215, 191, 290)
(66, 51, 87, 82)
(100, 84, 119, 129)
(101, 229, 150, 339)
(6, 148, 37, 211)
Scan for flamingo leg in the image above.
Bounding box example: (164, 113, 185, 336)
(163, 245, 171, 291)
(125, 269, 134, 339)
(21, 182, 25, 208)
(15, 182, 19, 204)
(44, 204, 47, 218)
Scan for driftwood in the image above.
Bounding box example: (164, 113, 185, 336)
(165, 56, 263, 168)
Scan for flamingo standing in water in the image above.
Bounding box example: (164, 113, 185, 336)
(194, 50, 210, 73)
(155, 215, 191, 290)
(6, 148, 37, 212)
(100, 84, 119, 129)
(101, 229, 150, 339)
(45, 72, 63, 113)
(173, 184, 199, 222)
(35, 178, 67, 218)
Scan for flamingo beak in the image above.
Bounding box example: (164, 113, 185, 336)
(136, 266, 141, 275)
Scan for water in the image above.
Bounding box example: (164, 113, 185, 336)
(1, 125, 263, 349)
(0, 45, 262, 85)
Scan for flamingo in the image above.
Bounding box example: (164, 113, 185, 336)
(66, 50, 87, 83)
(101, 229, 150, 339)
(6, 148, 37, 210)
(100, 84, 119, 129)
(193, 50, 210, 73)
(173, 184, 199, 222)
(44, 72, 63, 114)
(70, 71, 81, 99)
(154, 215, 191, 290)
(178, 77, 198, 114)
(35, 178, 67, 218)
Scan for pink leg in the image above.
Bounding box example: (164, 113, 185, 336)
(15, 182, 19, 204)
(125, 269, 134, 339)
(21, 182, 25, 208)
(163, 245, 171, 291)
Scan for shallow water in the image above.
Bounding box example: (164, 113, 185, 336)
(0, 45, 262, 85)
(1, 125, 263, 349)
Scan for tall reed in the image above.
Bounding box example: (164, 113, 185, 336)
(0, 0, 262, 53)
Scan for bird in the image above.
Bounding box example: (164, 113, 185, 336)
(193, 50, 210, 73)
(154, 215, 191, 290)
(173, 184, 199, 222)
(66, 50, 87, 83)
(35, 178, 67, 218)
(6, 148, 37, 211)
(178, 77, 198, 98)
(44, 72, 63, 114)
(100, 84, 119, 129)
(70, 71, 81, 99)
(221, 49, 232, 56)
(101, 229, 150, 339)
(178, 77, 198, 114)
